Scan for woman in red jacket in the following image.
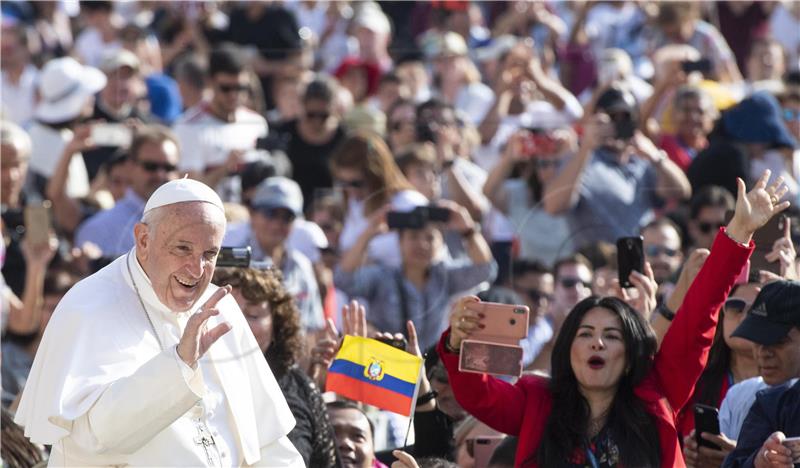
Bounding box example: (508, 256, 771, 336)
(438, 170, 790, 467)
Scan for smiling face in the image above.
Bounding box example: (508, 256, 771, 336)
(570, 307, 627, 393)
(135, 202, 226, 312)
(329, 407, 375, 468)
(231, 287, 273, 353)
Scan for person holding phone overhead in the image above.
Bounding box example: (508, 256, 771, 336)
(543, 85, 691, 250)
(440, 170, 788, 467)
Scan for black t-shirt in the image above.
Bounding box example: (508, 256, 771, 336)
(275, 119, 345, 212)
(1, 208, 26, 296)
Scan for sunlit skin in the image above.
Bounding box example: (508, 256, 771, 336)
(387, 102, 416, 152)
(399, 225, 442, 272)
(209, 72, 248, 121)
(754, 328, 800, 386)
(570, 308, 627, 394)
(250, 207, 294, 257)
(643, 224, 684, 284)
(0, 142, 27, 207)
(673, 95, 714, 148)
(512, 271, 554, 322)
(129, 140, 179, 200)
(689, 206, 729, 250)
(134, 202, 226, 312)
(230, 287, 272, 354)
(553, 263, 593, 315)
(724, 284, 760, 354)
(107, 162, 130, 201)
(332, 167, 367, 202)
(329, 407, 375, 468)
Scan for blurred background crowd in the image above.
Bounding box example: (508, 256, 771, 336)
(1, 1, 800, 467)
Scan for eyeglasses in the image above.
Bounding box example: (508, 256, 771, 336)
(645, 245, 679, 257)
(724, 298, 751, 315)
(335, 178, 365, 189)
(256, 206, 296, 223)
(139, 161, 177, 173)
(783, 108, 800, 122)
(216, 83, 248, 94)
(697, 221, 726, 234)
(305, 111, 330, 122)
(559, 277, 592, 289)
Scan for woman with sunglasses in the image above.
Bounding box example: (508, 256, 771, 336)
(439, 171, 789, 467)
(332, 130, 428, 267)
(483, 126, 577, 266)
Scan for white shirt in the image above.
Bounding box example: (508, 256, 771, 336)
(173, 103, 268, 201)
(338, 190, 429, 268)
(1, 64, 39, 125)
(15, 251, 303, 467)
(74, 27, 122, 68)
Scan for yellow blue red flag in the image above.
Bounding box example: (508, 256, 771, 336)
(326, 335, 423, 416)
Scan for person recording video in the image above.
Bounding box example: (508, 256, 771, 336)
(334, 200, 496, 350)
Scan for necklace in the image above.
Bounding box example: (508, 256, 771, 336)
(126, 252, 165, 351)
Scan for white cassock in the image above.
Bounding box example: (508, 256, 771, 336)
(15, 250, 305, 467)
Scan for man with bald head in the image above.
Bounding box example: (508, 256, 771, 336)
(16, 179, 304, 466)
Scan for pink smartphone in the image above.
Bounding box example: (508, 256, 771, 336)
(471, 435, 506, 468)
(465, 301, 530, 344)
(459, 339, 523, 377)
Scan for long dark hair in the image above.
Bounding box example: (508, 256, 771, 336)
(535, 296, 661, 467)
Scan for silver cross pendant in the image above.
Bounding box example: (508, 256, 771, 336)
(193, 423, 221, 467)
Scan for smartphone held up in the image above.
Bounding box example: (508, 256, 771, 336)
(459, 301, 529, 378)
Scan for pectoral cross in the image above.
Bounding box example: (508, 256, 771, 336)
(193, 422, 221, 467)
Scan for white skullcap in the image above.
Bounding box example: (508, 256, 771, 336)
(143, 178, 225, 215)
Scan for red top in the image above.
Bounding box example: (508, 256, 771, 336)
(438, 229, 753, 467)
(676, 370, 733, 438)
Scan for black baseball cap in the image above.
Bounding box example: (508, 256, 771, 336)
(731, 280, 800, 346)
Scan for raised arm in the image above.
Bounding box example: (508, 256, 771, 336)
(436, 296, 528, 436)
(45, 126, 93, 233)
(652, 171, 790, 411)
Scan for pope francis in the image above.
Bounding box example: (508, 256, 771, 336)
(15, 178, 305, 466)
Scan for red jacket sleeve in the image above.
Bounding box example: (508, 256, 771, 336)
(436, 333, 529, 436)
(649, 228, 753, 414)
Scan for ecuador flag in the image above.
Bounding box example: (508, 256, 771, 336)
(326, 335, 423, 416)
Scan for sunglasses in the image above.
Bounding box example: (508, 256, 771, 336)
(305, 111, 330, 121)
(217, 83, 248, 93)
(559, 277, 592, 289)
(645, 245, 679, 257)
(335, 179, 365, 189)
(521, 288, 552, 303)
(724, 298, 751, 315)
(257, 206, 296, 223)
(389, 120, 414, 132)
(783, 108, 800, 122)
(139, 161, 177, 173)
(697, 221, 726, 234)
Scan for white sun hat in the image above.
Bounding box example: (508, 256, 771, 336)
(34, 57, 107, 123)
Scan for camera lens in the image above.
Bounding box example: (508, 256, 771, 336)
(510, 319, 516, 325)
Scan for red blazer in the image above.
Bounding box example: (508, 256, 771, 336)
(438, 229, 753, 467)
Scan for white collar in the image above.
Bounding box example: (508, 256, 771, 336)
(125, 248, 194, 324)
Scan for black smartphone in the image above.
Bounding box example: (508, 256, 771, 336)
(387, 210, 426, 229)
(425, 206, 451, 223)
(752, 214, 787, 275)
(376, 336, 407, 351)
(694, 404, 721, 450)
(681, 58, 712, 74)
(216, 246, 251, 267)
(617, 236, 644, 288)
(614, 119, 636, 140)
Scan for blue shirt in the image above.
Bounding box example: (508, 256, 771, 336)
(75, 189, 145, 257)
(723, 379, 800, 468)
(567, 148, 660, 248)
(333, 260, 496, 350)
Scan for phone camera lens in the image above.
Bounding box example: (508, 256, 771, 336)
(510, 319, 516, 325)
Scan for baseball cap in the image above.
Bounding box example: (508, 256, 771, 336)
(251, 177, 303, 217)
(722, 91, 798, 149)
(99, 49, 140, 74)
(731, 280, 800, 346)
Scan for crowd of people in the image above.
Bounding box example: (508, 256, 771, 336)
(2, 0, 800, 467)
